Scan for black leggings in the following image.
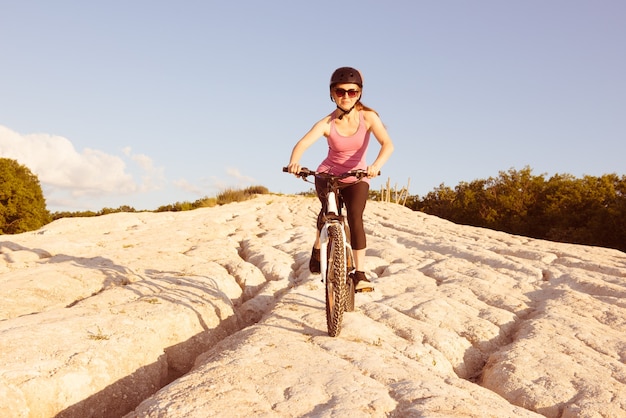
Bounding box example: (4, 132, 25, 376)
(315, 178, 369, 251)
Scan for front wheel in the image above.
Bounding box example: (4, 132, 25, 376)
(343, 222, 355, 312)
(325, 224, 347, 337)
(346, 271, 355, 312)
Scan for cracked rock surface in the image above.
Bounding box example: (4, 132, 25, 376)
(1, 195, 625, 417)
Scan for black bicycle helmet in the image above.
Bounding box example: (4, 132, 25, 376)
(329, 67, 363, 119)
(329, 67, 363, 88)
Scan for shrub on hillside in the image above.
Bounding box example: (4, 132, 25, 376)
(155, 185, 268, 212)
(0, 158, 51, 234)
(216, 185, 269, 205)
(410, 167, 626, 252)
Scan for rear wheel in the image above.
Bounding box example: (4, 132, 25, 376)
(325, 224, 347, 337)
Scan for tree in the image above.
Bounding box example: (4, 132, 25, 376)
(410, 183, 455, 218)
(413, 167, 626, 252)
(0, 158, 51, 234)
(489, 167, 545, 236)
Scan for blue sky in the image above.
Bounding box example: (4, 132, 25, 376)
(1, 1, 624, 212)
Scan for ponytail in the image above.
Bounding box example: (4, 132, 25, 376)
(355, 101, 379, 117)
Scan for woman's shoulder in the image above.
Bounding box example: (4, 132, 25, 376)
(361, 108, 380, 118)
(361, 108, 382, 129)
(310, 113, 334, 136)
(315, 114, 334, 127)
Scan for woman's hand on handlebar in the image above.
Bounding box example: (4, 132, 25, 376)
(286, 162, 302, 176)
(367, 165, 381, 178)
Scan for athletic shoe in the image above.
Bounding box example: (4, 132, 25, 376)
(309, 247, 321, 274)
(351, 271, 374, 292)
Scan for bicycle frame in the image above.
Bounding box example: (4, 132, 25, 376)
(283, 166, 369, 336)
(318, 189, 353, 287)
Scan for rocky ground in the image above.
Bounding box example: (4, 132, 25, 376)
(1, 195, 625, 417)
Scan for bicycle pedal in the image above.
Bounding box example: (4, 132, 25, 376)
(355, 288, 374, 293)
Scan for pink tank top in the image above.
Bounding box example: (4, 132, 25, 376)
(317, 111, 371, 183)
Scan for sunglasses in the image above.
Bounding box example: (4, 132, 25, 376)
(334, 88, 360, 98)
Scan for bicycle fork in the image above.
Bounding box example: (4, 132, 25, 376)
(319, 191, 347, 284)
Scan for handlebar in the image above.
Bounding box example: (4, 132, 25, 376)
(282, 167, 379, 180)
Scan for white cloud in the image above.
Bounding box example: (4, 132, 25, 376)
(172, 168, 257, 199)
(226, 167, 256, 184)
(126, 148, 166, 192)
(172, 178, 203, 195)
(0, 125, 165, 210)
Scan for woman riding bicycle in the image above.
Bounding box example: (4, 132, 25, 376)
(286, 66, 394, 291)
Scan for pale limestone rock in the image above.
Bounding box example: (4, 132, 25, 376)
(0, 195, 624, 417)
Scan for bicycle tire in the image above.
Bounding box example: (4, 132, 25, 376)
(345, 231, 355, 312)
(346, 270, 355, 312)
(325, 223, 347, 337)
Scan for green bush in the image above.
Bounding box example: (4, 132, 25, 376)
(244, 185, 269, 195)
(410, 167, 626, 252)
(192, 197, 217, 208)
(155, 185, 268, 212)
(0, 158, 51, 234)
(216, 185, 269, 205)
